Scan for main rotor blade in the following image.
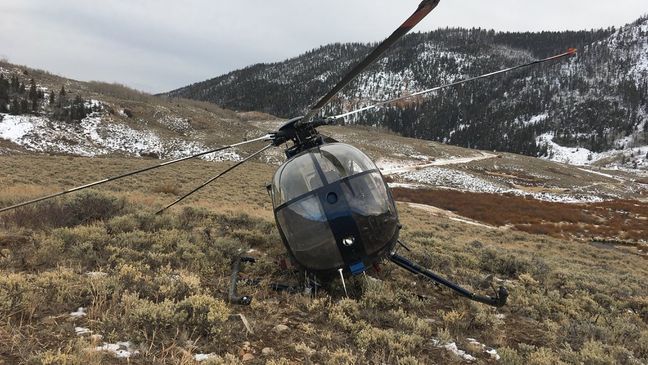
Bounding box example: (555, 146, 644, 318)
(329, 49, 577, 121)
(0, 134, 272, 214)
(299, 0, 441, 125)
(155, 143, 274, 214)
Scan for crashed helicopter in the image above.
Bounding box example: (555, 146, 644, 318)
(0, 0, 577, 307)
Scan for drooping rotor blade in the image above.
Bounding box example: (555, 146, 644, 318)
(329, 49, 577, 121)
(299, 0, 441, 126)
(0, 134, 273, 214)
(155, 143, 274, 215)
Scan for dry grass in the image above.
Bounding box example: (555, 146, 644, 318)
(0, 155, 646, 364)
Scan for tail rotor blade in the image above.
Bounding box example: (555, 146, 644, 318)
(0, 134, 272, 214)
(329, 49, 577, 121)
(155, 143, 274, 214)
(300, 0, 441, 125)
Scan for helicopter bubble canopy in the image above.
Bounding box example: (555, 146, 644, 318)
(271, 143, 400, 273)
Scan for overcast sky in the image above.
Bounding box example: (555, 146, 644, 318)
(1, 1, 646, 93)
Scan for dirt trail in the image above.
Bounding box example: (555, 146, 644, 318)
(405, 202, 500, 230)
(382, 152, 497, 175)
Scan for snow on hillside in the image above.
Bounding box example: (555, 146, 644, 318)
(538, 133, 647, 169)
(0, 113, 241, 161)
(397, 165, 604, 203)
(377, 153, 608, 203)
(608, 17, 648, 81)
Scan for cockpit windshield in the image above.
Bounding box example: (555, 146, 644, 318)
(272, 143, 377, 206)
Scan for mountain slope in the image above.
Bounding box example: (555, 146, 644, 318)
(0, 61, 269, 161)
(167, 17, 648, 169)
(2, 60, 646, 204)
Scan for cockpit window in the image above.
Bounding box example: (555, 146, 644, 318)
(272, 143, 378, 206)
(272, 153, 323, 205)
(317, 144, 375, 183)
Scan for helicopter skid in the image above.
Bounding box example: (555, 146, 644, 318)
(389, 252, 508, 307)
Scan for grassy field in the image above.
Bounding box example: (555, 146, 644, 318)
(0, 155, 647, 364)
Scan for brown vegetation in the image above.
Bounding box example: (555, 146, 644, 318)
(393, 188, 648, 243)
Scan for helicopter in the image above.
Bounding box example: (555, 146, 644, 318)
(0, 0, 576, 308)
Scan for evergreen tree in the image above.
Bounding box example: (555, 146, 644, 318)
(10, 98, 20, 115)
(29, 78, 38, 112)
(58, 85, 67, 108)
(0, 74, 9, 112)
(20, 99, 29, 113)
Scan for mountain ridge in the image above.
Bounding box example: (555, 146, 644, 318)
(166, 16, 648, 170)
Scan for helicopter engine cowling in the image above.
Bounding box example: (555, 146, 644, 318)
(271, 143, 400, 275)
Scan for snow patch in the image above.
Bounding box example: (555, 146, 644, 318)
(538, 133, 648, 169)
(75, 327, 92, 336)
(518, 113, 548, 127)
(158, 115, 192, 133)
(431, 340, 476, 362)
(85, 271, 108, 278)
(0, 113, 36, 140)
(538, 133, 596, 166)
(95, 341, 139, 358)
(0, 113, 242, 162)
(467, 338, 501, 361)
(194, 353, 217, 361)
(85, 99, 102, 109)
(378, 152, 496, 175)
(70, 307, 86, 318)
(399, 166, 604, 203)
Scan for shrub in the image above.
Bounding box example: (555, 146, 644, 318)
(360, 279, 400, 310)
(322, 348, 357, 365)
(62, 191, 125, 225)
(4, 191, 125, 229)
(156, 268, 202, 300)
(498, 346, 525, 365)
(177, 294, 230, 335)
(355, 325, 423, 358)
(580, 341, 616, 365)
(0, 273, 29, 316)
(106, 214, 139, 234)
(479, 248, 531, 278)
(0, 268, 88, 319)
(121, 293, 180, 342)
(526, 347, 565, 365)
(176, 206, 210, 230)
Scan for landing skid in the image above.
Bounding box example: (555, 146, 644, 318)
(389, 251, 508, 307)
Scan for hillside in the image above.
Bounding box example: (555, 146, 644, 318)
(0, 61, 266, 160)
(167, 17, 648, 170)
(1, 60, 645, 203)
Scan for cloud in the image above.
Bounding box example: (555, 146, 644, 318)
(1, 0, 645, 93)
